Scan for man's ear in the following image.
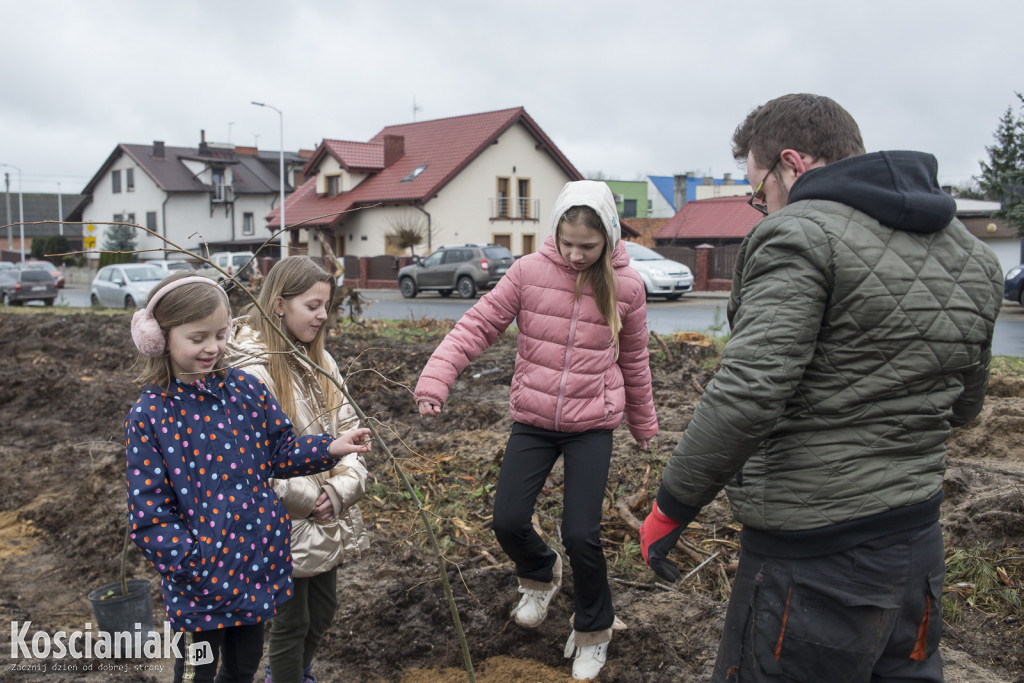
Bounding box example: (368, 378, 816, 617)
(779, 148, 809, 178)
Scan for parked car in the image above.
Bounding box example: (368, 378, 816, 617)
(1005, 264, 1024, 305)
(90, 263, 165, 309)
(0, 262, 14, 272)
(147, 259, 195, 276)
(624, 241, 694, 301)
(0, 268, 58, 306)
(398, 243, 515, 299)
(19, 260, 65, 288)
(195, 252, 256, 284)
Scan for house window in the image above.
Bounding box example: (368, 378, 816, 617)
(401, 165, 427, 183)
(113, 213, 123, 224)
(496, 177, 510, 218)
(111, 170, 121, 194)
(517, 178, 531, 219)
(126, 168, 135, 192)
(623, 199, 637, 218)
(146, 211, 157, 232)
(212, 168, 224, 201)
(326, 175, 341, 197)
(493, 234, 511, 251)
(243, 212, 255, 236)
(522, 234, 536, 255)
(127, 213, 136, 225)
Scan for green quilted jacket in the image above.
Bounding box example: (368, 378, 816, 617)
(659, 151, 1003, 534)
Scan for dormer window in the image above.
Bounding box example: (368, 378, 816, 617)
(401, 165, 427, 183)
(327, 175, 341, 197)
(212, 168, 225, 201)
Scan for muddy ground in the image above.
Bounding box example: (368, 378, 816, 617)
(0, 310, 1021, 682)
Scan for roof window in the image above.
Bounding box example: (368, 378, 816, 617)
(401, 165, 427, 183)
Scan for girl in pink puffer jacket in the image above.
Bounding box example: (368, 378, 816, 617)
(415, 180, 657, 681)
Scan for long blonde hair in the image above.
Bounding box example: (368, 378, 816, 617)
(556, 205, 622, 354)
(133, 272, 231, 389)
(241, 256, 343, 425)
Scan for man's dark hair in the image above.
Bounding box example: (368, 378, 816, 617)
(732, 93, 865, 169)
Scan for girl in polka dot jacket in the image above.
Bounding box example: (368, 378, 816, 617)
(124, 273, 371, 683)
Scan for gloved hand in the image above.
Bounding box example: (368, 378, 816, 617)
(639, 502, 683, 582)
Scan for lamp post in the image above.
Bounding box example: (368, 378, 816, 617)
(0, 163, 25, 261)
(251, 101, 288, 258)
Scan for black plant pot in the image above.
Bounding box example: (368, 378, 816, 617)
(87, 578, 155, 654)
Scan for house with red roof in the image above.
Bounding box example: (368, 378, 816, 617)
(270, 107, 601, 260)
(71, 133, 307, 264)
(653, 195, 760, 249)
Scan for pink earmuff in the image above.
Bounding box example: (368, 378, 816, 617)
(130, 276, 231, 357)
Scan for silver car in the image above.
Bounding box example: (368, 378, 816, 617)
(624, 241, 694, 301)
(90, 263, 165, 309)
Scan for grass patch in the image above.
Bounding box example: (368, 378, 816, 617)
(991, 356, 1024, 377)
(942, 546, 1024, 624)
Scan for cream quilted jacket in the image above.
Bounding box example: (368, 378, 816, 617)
(229, 322, 369, 576)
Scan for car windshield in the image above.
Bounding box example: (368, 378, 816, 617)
(21, 270, 51, 282)
(483, 247, 513, 259)
(125, 267, 163, 282)
(24, 262, 52, 271)
(625, 243, 665, 261)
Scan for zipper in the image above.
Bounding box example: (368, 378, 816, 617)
(554, 297, 582, 431)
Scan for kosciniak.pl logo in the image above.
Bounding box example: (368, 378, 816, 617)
(9, 621, 184, 660)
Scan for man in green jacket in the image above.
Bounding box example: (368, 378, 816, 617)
(639, 93, 1003, 681)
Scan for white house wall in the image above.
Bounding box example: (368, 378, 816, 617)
(338, 122, 574, 257)
(82, 151, 281, 262)
(647, 179, 675, 218)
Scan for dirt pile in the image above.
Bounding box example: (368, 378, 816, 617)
(0, 311, 1020, 682)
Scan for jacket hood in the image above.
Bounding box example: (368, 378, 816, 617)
(788, 151, 956, 234)
(549, 180, 621, 248)
(227, 319, 265, 369)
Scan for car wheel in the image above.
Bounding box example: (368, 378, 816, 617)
(44, 298, 55, 307)
(125, 295, 138, 310)
(457, 276, 477, 299)
(438, 289, 452, 298)
(90, 293, 101, 309)
(399, 277, 418, 299)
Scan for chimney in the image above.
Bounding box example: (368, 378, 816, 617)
(384, 135, 405, 167)
(723, 173, 733, 185)
(673, 174, 687, 209)
(153, 141, 165, 158)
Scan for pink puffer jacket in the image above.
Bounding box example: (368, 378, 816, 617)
(414, 235, 658, 442)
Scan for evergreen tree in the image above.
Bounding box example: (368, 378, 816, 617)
(978, 94, 1024, 236)
(98, 223, 137, 267)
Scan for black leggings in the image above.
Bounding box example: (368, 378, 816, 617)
(173, 622, 265, 683)
(491, 422, 614, 634)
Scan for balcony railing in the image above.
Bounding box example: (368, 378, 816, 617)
(491, 197, 539, 220)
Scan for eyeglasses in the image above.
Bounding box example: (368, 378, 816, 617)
(747, 157, 781, 216)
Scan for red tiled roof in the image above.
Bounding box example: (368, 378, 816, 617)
(272, 107, 581, 228)
(655, 195, 761, 240)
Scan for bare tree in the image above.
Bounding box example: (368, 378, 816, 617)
(384, 212, 436, 256)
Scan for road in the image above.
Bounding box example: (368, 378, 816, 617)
(48, 285, 1024, 358)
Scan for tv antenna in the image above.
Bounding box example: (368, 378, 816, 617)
(413, 96, 423, 122)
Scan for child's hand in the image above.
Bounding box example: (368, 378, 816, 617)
(418, 400, 442, 417)
(311, 492, 335, 521)
(329, 427, 372, 457)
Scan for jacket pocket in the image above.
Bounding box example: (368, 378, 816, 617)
(751, 563, 899, 681)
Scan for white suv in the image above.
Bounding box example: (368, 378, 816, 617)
(196, 252, 257, 283)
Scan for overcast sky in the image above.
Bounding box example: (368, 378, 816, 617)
(1, 0, 1022, 196)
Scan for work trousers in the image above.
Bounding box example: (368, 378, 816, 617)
(713, 521, 945, 682)
(173, 622, 265, 683)
(491, 422, 614, 634)
(268, 567, 339, 683)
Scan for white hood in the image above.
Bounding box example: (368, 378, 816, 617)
(549, 180, 621, 249)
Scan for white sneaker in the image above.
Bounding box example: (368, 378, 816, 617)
(564, 631, 609, 680)
(511, 555, 561, 629)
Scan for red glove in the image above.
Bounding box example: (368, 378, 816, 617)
(639, 502, 684, 582)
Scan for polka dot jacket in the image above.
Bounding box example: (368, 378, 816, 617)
(125, 369, 338, 632)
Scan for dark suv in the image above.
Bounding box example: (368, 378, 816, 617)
(0, 268, 58, 306)
(398, 243, 515, 299)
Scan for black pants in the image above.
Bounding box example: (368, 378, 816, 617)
(491, 422, 614, 634)
(173, 623, 265, 683)
(268, 567, 338, 683)
(712, 521, 945, 682)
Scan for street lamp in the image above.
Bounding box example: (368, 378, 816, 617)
(251, 101, 288, 258)
(0, 163, 25, 261)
